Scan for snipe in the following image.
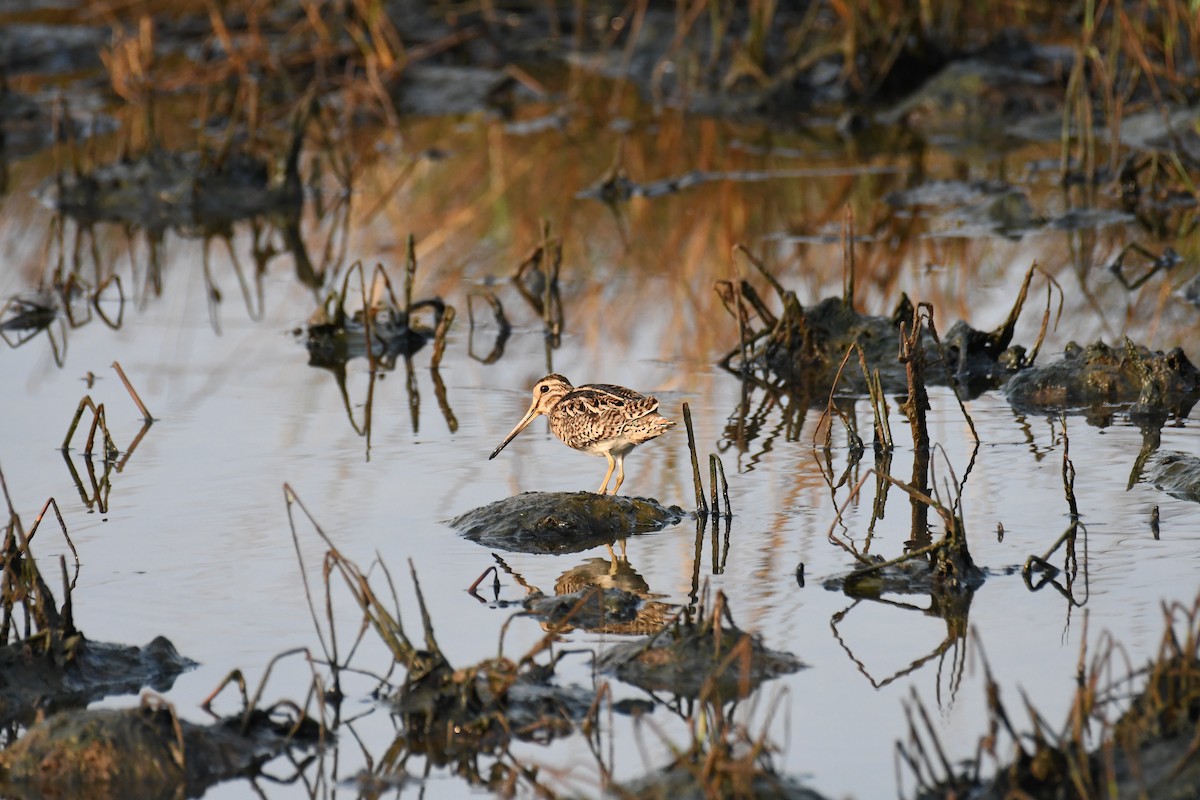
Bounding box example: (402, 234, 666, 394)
(489, 374, 675, 495)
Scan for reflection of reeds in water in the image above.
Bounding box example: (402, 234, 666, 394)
(902, 596, 1200, 798)
(4, 79, 1197, 370)
(58, 362, 154, 514)
(353, 98, 1200, 376)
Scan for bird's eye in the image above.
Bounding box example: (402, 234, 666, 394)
(540, 385, 549, 393)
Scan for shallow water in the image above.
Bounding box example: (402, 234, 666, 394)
(3, 87, 1200, 798)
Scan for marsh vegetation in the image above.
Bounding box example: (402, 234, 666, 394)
(1, 0, 1199, 797)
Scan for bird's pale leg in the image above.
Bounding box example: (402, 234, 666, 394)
(597, 452, 616, 494)
(610, 452, 626, 495)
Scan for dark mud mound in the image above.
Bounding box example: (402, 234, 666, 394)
(449, 492, 685, 554)
(760, 296, 925, 395)
(598, 594, 804, 700)
(730, 290, 1023, 402)
(0, 635, 195, 726)
(0, 704, 319, 800)
(38, 148, 301, 231)
(1004, 339, 1200, 418)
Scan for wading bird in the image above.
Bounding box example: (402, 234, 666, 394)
(489, 374, 675, 495)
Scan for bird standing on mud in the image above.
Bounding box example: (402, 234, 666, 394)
(489, 374, 675, 495)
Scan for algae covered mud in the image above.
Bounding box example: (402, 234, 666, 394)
(2, 1, 1200, 798)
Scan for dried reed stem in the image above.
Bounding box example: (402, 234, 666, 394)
(683, 402, 707, 515)
(111, 360, 153, 422)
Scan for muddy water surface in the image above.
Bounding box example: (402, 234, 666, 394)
(3, 85, 1200, 798)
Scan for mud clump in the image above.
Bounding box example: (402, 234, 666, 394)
(1004, 339, 1200, 418)
(449, 492, 685, 555)
(760, 296, 927, 395)
(0, 704, 320, 799)
(726, 289, 1024, 402)
(0, 635, 194, 726)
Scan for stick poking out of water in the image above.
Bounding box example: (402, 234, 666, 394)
(112, 361, 153, 422)
(683, 403, 707, 515)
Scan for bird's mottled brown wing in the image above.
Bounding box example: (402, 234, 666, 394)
(551, 386, 663, 449)
(579, 383, 660, 415)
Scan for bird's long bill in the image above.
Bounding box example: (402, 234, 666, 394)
(488, 401, 540, 460)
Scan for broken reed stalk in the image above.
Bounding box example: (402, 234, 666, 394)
(111, 360, 153, 422)
(682, 403, 708, 515)
(58, 555, 74, 631)
(868, 368, 893, 451)
(899, 308, 931, 455)
(920, 311, 980, 445)
(27, 497, 80, 568)
(1021, 263, 1062, 366)
(732, 243, 786, 300)
(62, 396, 118, 459)
(369, 261, 403, 313)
